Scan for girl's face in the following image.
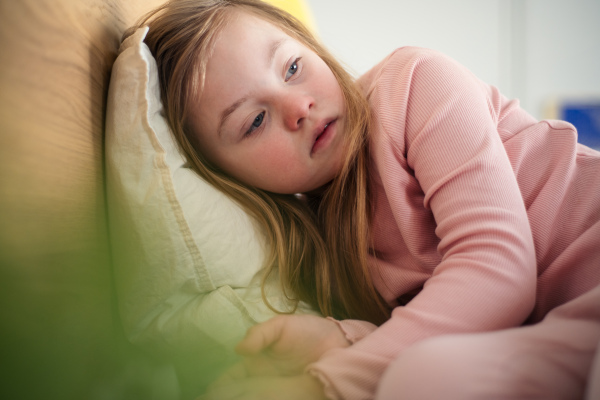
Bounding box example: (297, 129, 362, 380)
(188, 11, 347, 194)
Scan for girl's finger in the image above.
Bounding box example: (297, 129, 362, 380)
(241, 354, 283, 377)
(235, 316, 287, 355)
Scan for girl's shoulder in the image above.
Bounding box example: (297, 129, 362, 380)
(357, 47, 470, 96)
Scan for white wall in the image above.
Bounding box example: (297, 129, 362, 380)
(520, 0, 600, 117)
(306, 0, 600, 120)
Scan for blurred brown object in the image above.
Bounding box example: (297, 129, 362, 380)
(0, 0, 176, 399)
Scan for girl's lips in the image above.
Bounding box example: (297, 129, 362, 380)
(311, 119, 337, 155)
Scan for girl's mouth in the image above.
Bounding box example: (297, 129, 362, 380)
(311, 120, 336, 155)
(316, 123, 329, 140)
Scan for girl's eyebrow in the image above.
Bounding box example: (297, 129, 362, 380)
(218, 97, 247, 137)
(268, 38, 285, 65)
(217, 38, 287, 137)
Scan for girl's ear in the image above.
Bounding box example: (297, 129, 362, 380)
(263, 0, 318, 35)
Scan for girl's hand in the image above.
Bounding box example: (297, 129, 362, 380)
(198, 373, 328, 400)
(234, 314, 350, 377)
(197, 315, 344, 400)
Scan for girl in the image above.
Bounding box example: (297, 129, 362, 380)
(128, 0, 600, 399)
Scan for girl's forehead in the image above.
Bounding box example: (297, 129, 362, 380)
(206, 10, 295, 70)
(228, 10, 285, 35)
(215, 9, 295, 49)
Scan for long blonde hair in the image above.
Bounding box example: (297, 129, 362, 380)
(126, 0, 390, 325)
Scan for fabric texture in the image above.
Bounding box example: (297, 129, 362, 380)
(105, 27, 313, 371)
(376, 284, 600, 400)
(308, 47, 600, 400)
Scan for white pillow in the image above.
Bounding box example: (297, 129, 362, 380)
(105, 27, 314, 373)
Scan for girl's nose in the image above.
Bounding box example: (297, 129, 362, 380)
(281, 92, 314, 131)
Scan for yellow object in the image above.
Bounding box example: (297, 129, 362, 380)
(263, 0, 318, 34)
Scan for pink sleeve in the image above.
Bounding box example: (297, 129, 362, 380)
(328, 317, 378, 343)
(308, 49, 537, 400)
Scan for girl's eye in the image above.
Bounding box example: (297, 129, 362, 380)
(285, 57, 302, 81)
(245, 111, 265, 137)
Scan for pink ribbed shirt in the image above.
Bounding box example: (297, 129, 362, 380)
(308, 47, 600, 400)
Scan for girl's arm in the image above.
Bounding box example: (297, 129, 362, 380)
(309, 47, 537, 400)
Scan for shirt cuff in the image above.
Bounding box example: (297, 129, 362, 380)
(326, 316, 378, 344)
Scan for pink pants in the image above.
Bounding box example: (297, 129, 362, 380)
(376, 284, 600, 400)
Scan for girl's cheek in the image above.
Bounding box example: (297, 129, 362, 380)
(272, 142, 298, 164)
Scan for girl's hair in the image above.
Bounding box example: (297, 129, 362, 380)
(126, 0, 390, 325)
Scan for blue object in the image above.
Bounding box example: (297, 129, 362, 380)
(560, 102, 600, 150)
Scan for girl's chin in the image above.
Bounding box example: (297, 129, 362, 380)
(305, 179, 335, 197)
